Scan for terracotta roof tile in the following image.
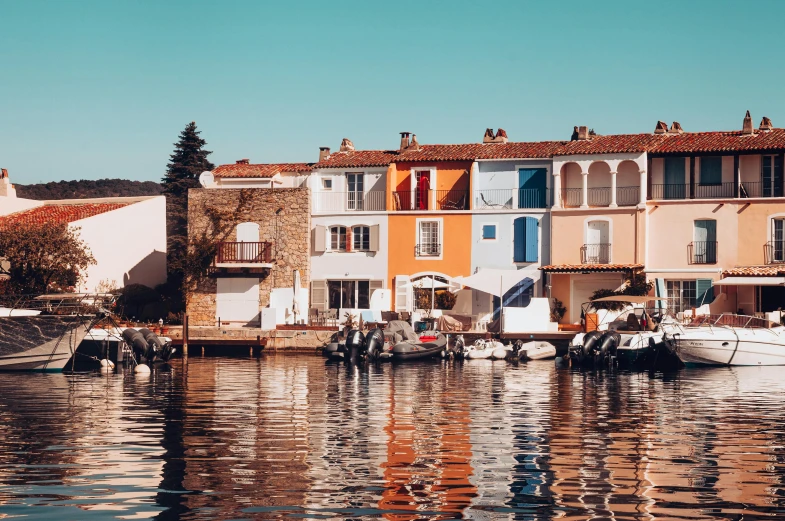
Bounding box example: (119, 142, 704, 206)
(0, 203, 130, 230)
(651, 128, 785, 155)
(555, 134, 669, 156)
(395, 142, 566, 162)
(213, 163, 313, 178)
(722, 266, 785, 277)
(313, 150, 397, 169)
(540, 264, 644, 273)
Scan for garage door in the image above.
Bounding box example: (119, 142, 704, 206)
(216, 278, 260, 325)
(570, 274, 623, 323)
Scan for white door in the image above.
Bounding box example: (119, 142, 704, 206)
(570, 274, 622, 323)
(216, 278, 260, 325)
(586, 220, 610, 263)
(236, 222, 260, 242)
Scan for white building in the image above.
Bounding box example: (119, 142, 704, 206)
(0, 170, 166, 292)
(307, 141, 396, 322)
(198, 160, 313, 189)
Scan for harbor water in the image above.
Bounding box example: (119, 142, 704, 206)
(1, 356, 784, 520)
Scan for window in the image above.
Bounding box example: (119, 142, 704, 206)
(482, 224, 497, 240)
(417, 220, 440, 256)
(663, 157, 686, 199)
(666, 280, 697, 313)
(773, 218, 785, 263)
(330, 226, 347, 251)
(762, 155, 784, 197)
(327, 280, 370, 309)
(353, 225, 370, 251)
(513, 216, 538, 263)
(347, 173, 364, 210)
(700, 156, 722, 186)
(322, 178, 333, 190)
(693, 220, 717, 264)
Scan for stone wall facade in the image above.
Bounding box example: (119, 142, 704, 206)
(186, 187, 311, 326)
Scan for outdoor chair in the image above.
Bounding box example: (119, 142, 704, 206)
(308, 308, 322, 326)
(324, 309, 338, 327)
(479, 193, 506, 209)
(441, 193, 466, 211)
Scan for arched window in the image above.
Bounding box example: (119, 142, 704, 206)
(353, 225, 370, 251)
(330, 226, 347, 251)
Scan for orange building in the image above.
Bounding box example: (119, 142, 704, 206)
(386, 135, 476, 312)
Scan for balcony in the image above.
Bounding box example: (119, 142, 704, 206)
(765, 241, 785, 264)
(415, 243, 441, 257)
(392, 189, 469, 211)
(561, 187, 639, 208)
(313, 191, 386, 213)
(689, 241, 717, 264)
(740, 182, 785, 198)
(580, 243, 611, 264)
(215, 242, 273, 268)
(474, 188, 549, 210)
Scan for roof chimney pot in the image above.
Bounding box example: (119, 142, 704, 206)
(483, 128, 495, 143)
(669, 122, 683, 134)
(743, 110, 755, 135)
(654, 121, 668, 134)
(760, 116, 773, 131)
(339, 138, 355, 152)
(399, 132, 411, 151)
(318, 147, 330, 162)
(236, 158, 250, 164)
(577, 126, 590, 140)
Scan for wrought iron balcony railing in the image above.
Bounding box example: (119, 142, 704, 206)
(415, 243, 441, 257)
(580, 243, 611, 264)
(689, 241, 718, 264)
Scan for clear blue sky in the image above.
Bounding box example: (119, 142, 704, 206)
(2, 0, 785, 184)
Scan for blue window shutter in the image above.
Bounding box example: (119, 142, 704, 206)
(519, 168, 547, 208)
(696, 278, 715, 305)
(700, 157, 722, 185)
(513, 218, 525, 262)
(524, 217, 538, 262)
(482, 224, 496, 240)
(655, 278, 666, 309)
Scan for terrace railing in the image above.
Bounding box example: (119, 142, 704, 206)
(650, 184, 687, 200)
(689, 241, 717, 264)
(217, 242, 273, 264)
(314, 191, 386, 212)
(474, 188, 549, 209)
(740, 181, 785, 198)
(415, 243, 441, 257)
(616, 186, 640, 206)
(580, 243, 611, 264)
(392, 189, 469, 211)
(693, 182, 735, 199)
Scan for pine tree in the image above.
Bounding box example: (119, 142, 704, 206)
(161, 122, 214, 310)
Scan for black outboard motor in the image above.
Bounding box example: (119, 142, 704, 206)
(580, 330, 605, 362)
(140, 328, 162, 362)
(598, 331, 621, 365)
(365, 328, 385, 361)
(122, 328, 152, 362)
(345, 329, 365, 365)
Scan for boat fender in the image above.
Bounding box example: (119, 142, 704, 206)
(599, 332, 621, 358)
(365, 328, 385, 360)
(581, 330, 604, 358)
(134, 363, 151, 374)
(122, 329, 151, 361)
(100, 359, 115, 369)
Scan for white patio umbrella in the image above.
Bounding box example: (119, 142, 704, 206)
(292, 269, 301, 324)
(451, 268, 540, 332)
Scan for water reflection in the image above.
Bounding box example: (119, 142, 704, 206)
(0, 358, 784, 519)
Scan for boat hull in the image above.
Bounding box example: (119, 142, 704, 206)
(0, 315, 90, 371)
(677, 334, 785, 366)
(391, 336, 447, 361)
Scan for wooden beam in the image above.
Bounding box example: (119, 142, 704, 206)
(689, 156, 695, 199)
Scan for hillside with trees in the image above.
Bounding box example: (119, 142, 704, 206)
(15, 179, 163, 200)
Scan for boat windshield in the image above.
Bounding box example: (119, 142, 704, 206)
(685, 313, 782, 329)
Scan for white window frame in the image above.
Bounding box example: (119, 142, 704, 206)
(326, 279, 372, 310)
(329, 225, 347, 252)
(770, 214, 785, 263)
(481, 223, 498, 241)
(352, 225, 371, 251)
(666, 280, 697, 313)
(415, 217, 443, 260)
(410, 166, 437, 210)
(582, 217, 613, 264)
(346, 172, 364, 210)
(322, 177, 333, 191)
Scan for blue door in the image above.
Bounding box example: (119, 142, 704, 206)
(513, 217, 538, 263)
(518, 168, 547, 208)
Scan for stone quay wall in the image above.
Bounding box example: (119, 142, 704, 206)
(186, 187, 311, 326)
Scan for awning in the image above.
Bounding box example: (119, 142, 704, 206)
(452, 268, 540, 298)
(713, 276, 785, 286)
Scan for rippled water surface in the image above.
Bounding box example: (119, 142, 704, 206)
(1, 356, 785, 520)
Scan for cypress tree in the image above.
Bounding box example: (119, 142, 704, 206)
(161, 122, 214, 310)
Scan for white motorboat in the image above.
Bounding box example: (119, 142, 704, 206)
(668, 314, 785, 366)
(0, 294, 113, 371)
(467, 339, 497, 359)
(491, 342, 512, 360)
(517, 341, 556, 361)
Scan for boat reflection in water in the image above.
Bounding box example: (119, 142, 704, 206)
(1, 357, 785, 519)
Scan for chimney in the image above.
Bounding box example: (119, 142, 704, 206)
(669, 121, 683, 134)
(577, 126, 590, 140)
(483, 128, 494, 143)
(339, 138, 355, 152)
(742, 110, 754, 135)
(236, 158, 250, 164)
(409, 134, 421, 151)
(399, 132, 411, 151)
(654, 121, 668, 134)
(0, 169, 16, 198)
(760, 116, 773, 131)
(570, 126, 579, 141)
(318, 147, 330, 162)
(494, 128, 508, 143)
